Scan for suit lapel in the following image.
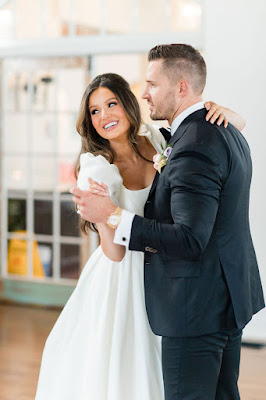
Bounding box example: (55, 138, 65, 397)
(147, 109, 207, 201)
(148, 171, 159, 199)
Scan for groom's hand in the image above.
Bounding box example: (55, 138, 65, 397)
(70, 187, 116, 224)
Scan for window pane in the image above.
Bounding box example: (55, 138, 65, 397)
(57, 68, 86, 112)
(6, 73, 30, 112)
(106, 0, 132, 34)
(33, 70, 56, 112)
(17, 0, 42, 39)
(32, 156, 55, 192)
(38, 243, 53, 277)
(0, 2, 14, 40)
(6, 73, 16, 112)
(170, 0, 202, 32)
(7, 237, 46, 277)
(60, 200, 80, 237)
(8, 199, 26, 232)
(34, 200, 53, 235)
(6, 156, 28, 190)
(60, 244, 80, 279)
(58, 115, 80, 156)
(137, 0, 165, 33)
(32, 114, 55, 155)
(94, 54, 142, 85)
(7, 237, 28, 276)
(44, 0, 100, 37)
(58, 157, 77, 193)
(6, 113, 28, 153)
(75, 0, 101, 35)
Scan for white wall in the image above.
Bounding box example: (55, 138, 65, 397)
(204, 0, 266, 342)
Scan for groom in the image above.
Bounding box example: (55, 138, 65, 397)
(71, 44, 265, 399)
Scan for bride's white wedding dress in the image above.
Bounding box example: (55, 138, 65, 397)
(35, 125, 165, 400)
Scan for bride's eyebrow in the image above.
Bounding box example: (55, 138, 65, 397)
(105, 97, 117, 103)
(89, 97, 117, 110)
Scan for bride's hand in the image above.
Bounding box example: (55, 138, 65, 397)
(87, 178, 110, 197)
(205, 101, 228, 128)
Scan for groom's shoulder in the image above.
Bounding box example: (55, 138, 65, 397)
(184, 116, 231, 150)
(169, 118, 233, 169)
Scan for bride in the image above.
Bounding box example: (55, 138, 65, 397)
(35, 73, 245, 400)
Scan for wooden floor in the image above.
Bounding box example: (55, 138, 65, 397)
(0, 304, 265, 400)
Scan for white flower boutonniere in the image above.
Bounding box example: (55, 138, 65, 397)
(153, 143, 173, 174)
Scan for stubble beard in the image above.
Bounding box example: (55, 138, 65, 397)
(150, 111, 165, 121)
(150, 92, 176, 122)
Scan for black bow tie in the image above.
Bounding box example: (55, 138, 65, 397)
(159, 127, 171, 143)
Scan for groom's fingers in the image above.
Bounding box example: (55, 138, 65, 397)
(71, 196, 82, 206)
(70, 187, 86, 207)
(69, 187, 83, 197)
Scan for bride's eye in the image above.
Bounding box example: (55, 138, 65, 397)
(91, 109, 99, 115)
(108, 102, 117, 108)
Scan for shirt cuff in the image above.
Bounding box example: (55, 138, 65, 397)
(113, 209, 135, 248)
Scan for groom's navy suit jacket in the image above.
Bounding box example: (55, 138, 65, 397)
(129, 109, 265, 337)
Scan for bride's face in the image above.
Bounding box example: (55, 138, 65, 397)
(89, 87, 131, 141)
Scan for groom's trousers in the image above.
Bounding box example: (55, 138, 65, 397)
(162, 328, 242, 400)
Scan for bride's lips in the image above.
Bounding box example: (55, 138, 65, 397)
(103, 121, 119, 130)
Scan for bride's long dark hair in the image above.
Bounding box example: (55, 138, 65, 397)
(75, 73, 146, 234)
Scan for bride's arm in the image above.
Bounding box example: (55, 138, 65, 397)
(205, 101, 246, 131)
(96, 223, 126, 262)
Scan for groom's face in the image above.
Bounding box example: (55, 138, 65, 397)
(142, 59, 177, 122)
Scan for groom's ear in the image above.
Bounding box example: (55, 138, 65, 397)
(177, 80, 189, 97)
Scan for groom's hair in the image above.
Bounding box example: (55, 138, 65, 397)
(148, 44, 207, 95)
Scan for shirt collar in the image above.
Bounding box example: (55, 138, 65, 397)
(170, 101, 205, 136)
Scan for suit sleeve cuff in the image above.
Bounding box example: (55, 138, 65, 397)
(113, 210, 135, 248)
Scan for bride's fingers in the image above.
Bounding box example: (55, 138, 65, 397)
(204, 101, 211, 111)
(88, 177, 100, 186)
(216, 113, 225, 126)
(88, 178, 105, 190)
(88, 189, 107, 197)
(223, 117, 228, 128)
(99, 182, 110, 196)
(209, 111, 228, 128)
(88, 182, 107, 195)
(205, 105, 218, 121)
(89, 188, 106, 195)
(87, 178, 109, 196)
(209, 109, 222, 124)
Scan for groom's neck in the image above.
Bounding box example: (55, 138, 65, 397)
(168, 96, 203, 126)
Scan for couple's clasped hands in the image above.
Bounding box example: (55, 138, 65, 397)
(70, 178, 112, 224)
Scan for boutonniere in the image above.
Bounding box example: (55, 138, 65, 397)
(153, 143, 173, 174)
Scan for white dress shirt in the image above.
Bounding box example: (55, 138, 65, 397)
(113, 101, 205, 247)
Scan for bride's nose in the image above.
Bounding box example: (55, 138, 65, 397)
(101, 107, 111, 120)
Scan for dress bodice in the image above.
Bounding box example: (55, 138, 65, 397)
(119, 184, 152, 216)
